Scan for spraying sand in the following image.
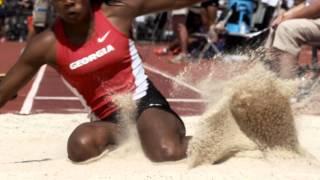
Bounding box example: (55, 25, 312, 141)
(187, 63, 310, 166)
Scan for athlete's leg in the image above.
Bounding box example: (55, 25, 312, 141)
(137, 108, 189, 162)
(67, 120, 118, 162)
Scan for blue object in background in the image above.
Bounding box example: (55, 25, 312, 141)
(226, 0, 254, 34)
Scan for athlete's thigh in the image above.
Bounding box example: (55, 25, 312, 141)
(136, 107, 186, 149)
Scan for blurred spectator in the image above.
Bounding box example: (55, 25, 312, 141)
(0, 0, 5, 42)
(27, 0, 54, 41)
(200, 0, 219, 31)
(153, 8, 188, 55)
(133, 12, 169, 42)
(255, 0, 282, 30)
(155, 1, 219, 62)
(265, 0, 320, 79)
(3, 0, 33, 41)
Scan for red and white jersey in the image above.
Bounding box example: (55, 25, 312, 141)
(54, 7, 148, 120)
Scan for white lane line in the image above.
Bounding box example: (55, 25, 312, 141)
(167, 98, 207, 103)
(143, 64, 203, 94)
(19, 65, 47, 115)
(34, 96, 79, 100)
(34, 96, 207, 103)
(33, 108, 86, 113)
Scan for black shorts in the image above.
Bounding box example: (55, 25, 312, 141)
(103, 79, 182, 124)
(136, 80, 181, 120)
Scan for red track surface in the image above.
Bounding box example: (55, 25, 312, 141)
(0, 42, 32, 113)
(0, 42, 318, 116)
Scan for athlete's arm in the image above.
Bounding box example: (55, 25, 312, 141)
(102, 0, 203, 36)
(131, 0, 203, 16)
(0, 31, 55, 108)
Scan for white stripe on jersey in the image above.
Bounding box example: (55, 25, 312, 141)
(129, 40, 148, 100)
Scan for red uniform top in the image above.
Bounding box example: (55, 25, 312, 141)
(54, 8, 148, 120)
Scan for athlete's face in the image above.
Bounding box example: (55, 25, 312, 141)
(51, 0, 90, 24)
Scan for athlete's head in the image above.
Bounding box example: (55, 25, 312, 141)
(51, 0, 91, 24)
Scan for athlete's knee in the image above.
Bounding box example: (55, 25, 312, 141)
(148, 140, 185, 162)
(67, 123, 100, 162)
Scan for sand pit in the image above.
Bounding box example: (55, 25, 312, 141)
(1, 59, 320, 179)
(0, 113, 319, 179)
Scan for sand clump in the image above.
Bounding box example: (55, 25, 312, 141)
(187, 96, 257, 167)
(229, 64, 299, 150)
(187, 63, 311, 167)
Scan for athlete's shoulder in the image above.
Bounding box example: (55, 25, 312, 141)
(29, 29, 56, 47)
(22, 29, 57, 66)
